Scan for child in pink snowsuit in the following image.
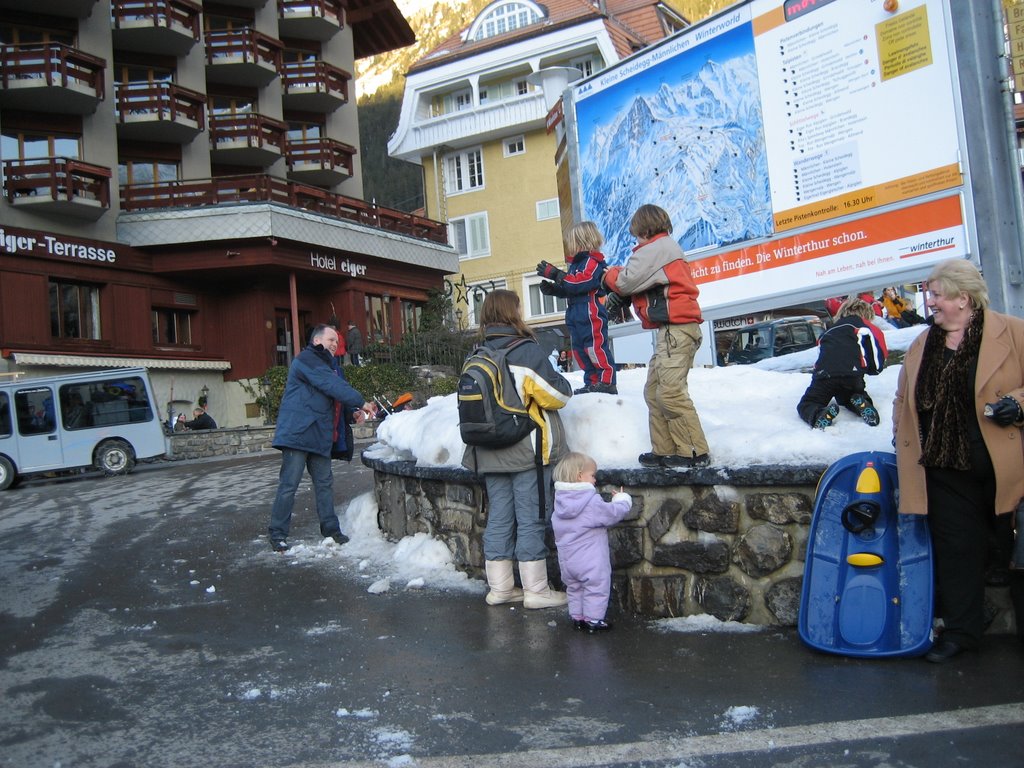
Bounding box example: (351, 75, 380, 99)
(552, 452, 632, 633)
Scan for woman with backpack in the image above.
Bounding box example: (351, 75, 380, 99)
(461, 289, 574, 609)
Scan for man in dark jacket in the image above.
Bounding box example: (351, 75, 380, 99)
(184, 408, 217, 430)
(268, 324, 372, 552)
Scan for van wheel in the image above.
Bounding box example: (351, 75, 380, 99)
(0, 456, 15, 490)
(95, 440, 135, 476)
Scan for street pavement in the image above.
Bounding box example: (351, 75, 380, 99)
(1, 450, 1022, 768)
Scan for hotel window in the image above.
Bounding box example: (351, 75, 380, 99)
(209, 93, 256, 116)
(365, 294, 393, 344)
(470, 1, 543, 41)
(504, 135, 525, 157)
(571, 55, 599, 79)
(444, 147, 484, 194)
(1, 129, 81, 163)
(536, 198, 559, 220)
(287, 119, 323, 141)
(449, 212, 490, 260)
(525, 276, 567, 319)
(119, 159, 179, 186)
(152, 308, 193, 345)
(49, 280, 101, 340)
(401, 300, 422, 334)
(480, 79, 529, 104)
(113, 64, 174, 118)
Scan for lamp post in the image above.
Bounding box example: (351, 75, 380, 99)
(199, 384, 209, 409)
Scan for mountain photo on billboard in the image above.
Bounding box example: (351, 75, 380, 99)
(577, 22, 770, 264)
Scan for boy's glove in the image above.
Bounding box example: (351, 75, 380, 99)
(538, 280, 558, 295)
(984, 396, 1024, 427)
(536, 260, 567, 282)
(604, 292, 633, 324)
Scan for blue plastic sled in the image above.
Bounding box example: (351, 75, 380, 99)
(798, 451, 934, 658)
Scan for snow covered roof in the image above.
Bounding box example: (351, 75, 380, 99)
(407, 0, 688, 74)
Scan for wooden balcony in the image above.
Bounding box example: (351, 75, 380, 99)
(3, 157, 112, 220)
(119, 174, 448, 243)
(211, 0, 267, 7)
(0, 0, 99, 16)
(277, 0, 344, 42)
(280, 60, 349, 112)
(111, 0, 202, 56)
(285, 137, 354, 186)
(0, 43, 105, 114)
(209, 113, 287, 166)
(115, 81, 206, 142)
(204, 29, 282, 87)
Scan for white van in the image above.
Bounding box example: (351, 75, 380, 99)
(0, 367, 167, 490)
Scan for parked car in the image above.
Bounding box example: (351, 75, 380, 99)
(718, 316, 826, 366)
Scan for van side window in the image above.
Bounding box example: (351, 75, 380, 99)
(15, 387, 56, 435)
(79, 376, 155, 427)
(0, 392, 11, 437)
(60, 386, 93, 430)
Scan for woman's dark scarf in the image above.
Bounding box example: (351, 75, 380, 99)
(915, 309, 985, 469)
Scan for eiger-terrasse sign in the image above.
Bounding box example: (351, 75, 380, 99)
(0, 228, 117, 263)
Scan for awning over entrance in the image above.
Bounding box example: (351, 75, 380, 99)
(6, 352, 231, 371)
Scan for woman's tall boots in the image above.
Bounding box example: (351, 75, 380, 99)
(519, 559, 568, 609)
(484, 560, 524, 605)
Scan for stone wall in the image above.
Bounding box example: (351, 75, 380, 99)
(363, 454, 1017, 631)
(165, 421, 379, 461)
(166, 427, 276, 461)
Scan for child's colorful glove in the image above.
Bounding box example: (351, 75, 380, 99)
(536, 260, 567, 282)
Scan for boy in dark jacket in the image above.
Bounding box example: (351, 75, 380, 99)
(797, 297, 887, 429)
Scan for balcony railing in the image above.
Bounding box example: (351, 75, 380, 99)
(111, 0, 202, 55)
(280, 59, 349, 111)
(285, 137, 354, 185)
(0, 43, 106, 112)
(397, 91, 547, 157)
(277, 0, 345, 41)
(205, 29, 282, 86)
(3, 157, 112, 218)
(116, 81, 206, 140)
(209, 113, 287, 165)
(120, 174, 448, 243)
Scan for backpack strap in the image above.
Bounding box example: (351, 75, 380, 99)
(535, 426, 545, 520)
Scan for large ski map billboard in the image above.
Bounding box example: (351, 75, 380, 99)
(567, 0, 968, 317)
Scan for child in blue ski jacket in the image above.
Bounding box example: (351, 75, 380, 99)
(797, 297, 888, 429)
(552, 452, 632, 633)
(536, 222, 617, 394)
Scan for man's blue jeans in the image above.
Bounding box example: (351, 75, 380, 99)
(268, 448, 340, 543)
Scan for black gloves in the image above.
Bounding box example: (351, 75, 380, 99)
(538, 281, 558, 296)
(604, 292, 633, 324)
(536, 260, 567, 282)
(984, 396, 1024, 427)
